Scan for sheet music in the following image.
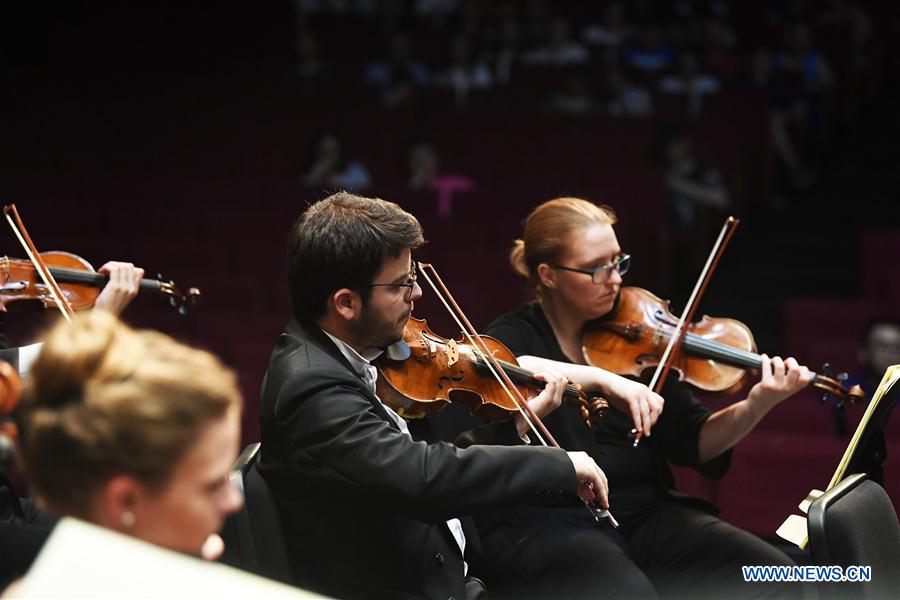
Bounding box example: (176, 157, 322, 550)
(16, 518, 328, 599)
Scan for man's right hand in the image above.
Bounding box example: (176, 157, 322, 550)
(566, 451, 609, 509)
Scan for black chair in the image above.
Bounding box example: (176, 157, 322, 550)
(219, 443, 292, 584)
(808, 473, 900, 599)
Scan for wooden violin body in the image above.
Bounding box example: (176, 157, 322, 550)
(0, 251, 201, 315)
(583, 287, 865, 405)
(584, 287, 755, 394)
(378, 316, 606, 424)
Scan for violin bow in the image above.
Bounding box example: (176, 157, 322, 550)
(417, 262, 553, 445)
(416, 261, 619, 527)
(634, 216, 740, 446)
(3, 204, 75, 322)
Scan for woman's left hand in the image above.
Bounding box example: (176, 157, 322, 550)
(94, 262, 144, 316)
(747, 354, 814, 410)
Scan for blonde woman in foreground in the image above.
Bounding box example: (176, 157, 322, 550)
(13, 311, 243, 586)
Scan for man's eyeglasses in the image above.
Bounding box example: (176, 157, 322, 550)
(365, 270, 418, 301)
(552, 254, 631, 284)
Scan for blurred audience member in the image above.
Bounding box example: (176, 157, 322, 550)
(299, 131, 371, 193)
(414, 0, 461, 18)
(702, 18, 743, 84)
(852, 318, 900, 397)
(654, 124, 730, 290)
(830, 317, 900, 479)
(492, 17, 521, 85)
(622, 26, 675, 71)
(659, 52, 721, 116)
(603, 67, 652, 117)
(659, 126, 730, 230)
(433, 34, 494, 107)
(288, 30, 325, 81)
(522, 17, 589, 66)
(582, 0, 631, 56)
(365, 34, 429, 108)
(407, 142, 475, 218)
(761, 24, 836, 192)
(545, 71, 597, 117)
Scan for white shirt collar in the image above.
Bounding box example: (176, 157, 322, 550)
(322, 330, 382, 373)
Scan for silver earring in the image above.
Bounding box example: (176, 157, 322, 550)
(121, 511, 135, 528)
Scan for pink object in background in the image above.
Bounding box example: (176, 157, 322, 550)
(430, 175, 476, 218)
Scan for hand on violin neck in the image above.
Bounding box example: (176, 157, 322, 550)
(94, 262, 144, 316)
(567, 451, 609, 509)
(747, 354, 814, 412)
(513, 371, 566, 438)
(600, 372, 664, 438)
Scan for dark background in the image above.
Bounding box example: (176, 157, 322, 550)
(2, 0, 899, 535)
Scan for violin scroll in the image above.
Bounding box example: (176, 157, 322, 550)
(157, 275, 202, 316)
(816, 364, 866, 407)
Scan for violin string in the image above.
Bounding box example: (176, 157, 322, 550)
(634, 218, 737, 448)
(481, 357, 582, 399)
(681, 331, 829, 382)
(660, 328, 762, 368)
(646, 220, 733, 394)
(416, 262, 548, 446)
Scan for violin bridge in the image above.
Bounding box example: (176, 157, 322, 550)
(446, 339, 459, 366)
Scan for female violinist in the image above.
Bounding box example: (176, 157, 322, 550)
(0, 261, 144, 590)
(474, 197, 811, 599)
(4, 311, 244, 596)
(0, 261, 145, 372)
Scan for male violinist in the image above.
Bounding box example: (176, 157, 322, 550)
(258, 191, 611, 600)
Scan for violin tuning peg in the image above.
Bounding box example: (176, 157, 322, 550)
(820, 363, 832, 377)
(836, 372, 849, 384)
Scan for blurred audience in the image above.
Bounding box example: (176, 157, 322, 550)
(852, 318, 900, 398)
(299, 131, 371, 193)
(654, 123, 730, 291)
(659, 52, 721, 116)
(522, 17, 589, 66)
(407, 142, 475, 218)
(603, 67, 653, 117)
(365, 34, 429, 107)
(432, 34, 494, 107)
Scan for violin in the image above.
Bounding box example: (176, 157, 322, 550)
(377, 316, 608, 427)
(0, 251, 201, 316)
(582, 287, 865, 405)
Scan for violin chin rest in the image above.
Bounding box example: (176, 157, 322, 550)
(384, 340, 411, 361)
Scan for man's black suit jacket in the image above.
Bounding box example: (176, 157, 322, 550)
(258, 318, 577, 600)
